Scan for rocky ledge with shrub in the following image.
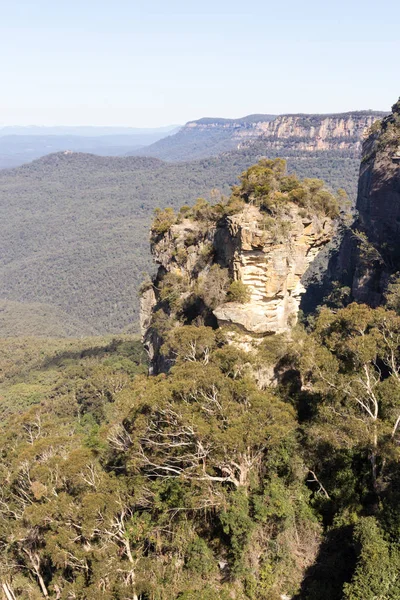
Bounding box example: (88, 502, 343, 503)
(141, 158, 342, 373)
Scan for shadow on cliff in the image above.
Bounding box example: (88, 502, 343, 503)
(299, 228, 359, 316)
(300, 130, 400, 316)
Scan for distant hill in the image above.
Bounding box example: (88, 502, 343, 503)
(127, 114, 277, 160)
(0, 110, 387, 337)
(0, 126, 181, 169)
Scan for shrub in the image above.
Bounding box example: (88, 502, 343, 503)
(233, 159, 339, 218)
(174, 246, 189, 265)
(184, 231, 201, 247)
(343, 517, 399, 600)
(162, 325, 216, 362)
(159, 272, 190, 311)
(227, 280, 251, 303)
(185, 537, 216, 576)
(197, 264, 229, 308)
(384, 272, 400, 313)
(151, 207, 176, 236)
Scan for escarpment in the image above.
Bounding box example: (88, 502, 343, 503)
(184, 111, 385, 153)
(239, 112, 385, 154)
(130, 111, 385, 164)
(334, 99, 400, 306)
(141, 159, 339, 373)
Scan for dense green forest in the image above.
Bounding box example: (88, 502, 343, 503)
(2, 305, 400, 598)
(0, 145, 360, 337)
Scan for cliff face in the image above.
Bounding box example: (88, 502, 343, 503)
(213, 205, 333, 333)
(239, 112, 385, 155)
(184, 114, 278, 141)
(334, 102, 400, 306)
(131, 111, 386, 163)
(140, 217, 217, 373)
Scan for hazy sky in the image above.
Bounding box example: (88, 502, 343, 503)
(1, 0, 399, 126)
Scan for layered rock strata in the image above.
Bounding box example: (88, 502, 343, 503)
(239, 113, 385, 154)
(213, 205, 333, 333)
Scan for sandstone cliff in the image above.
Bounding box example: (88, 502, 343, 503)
(212, 205, 333, 334)
(141, 159, 338, 373)
(333, 100, 400, 306)
(131, 111, 386, 163)
(239, 112, 384, 155)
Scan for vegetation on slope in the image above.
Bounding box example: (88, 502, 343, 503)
(0, 300, 97, 338)
(3, 300, 400, 598)
(147, 159, 343, 373)
(0, 128, 180, 170)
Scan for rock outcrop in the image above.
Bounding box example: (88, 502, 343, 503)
(142, 186, 336, 373)
(213, 206, 333, 333)
(333, 101, 400, 306)
(185, 112, 386, 154)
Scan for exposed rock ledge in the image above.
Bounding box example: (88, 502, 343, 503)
(213, 205, 334, 333)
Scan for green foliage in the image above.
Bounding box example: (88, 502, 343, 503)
(220, 489, 255, 574)
(152, 207, 177, 236)
(159, 272, 190, 311)
(162, 325, 217, 362)
(7, 298, 400, 597)
(232, 159, 340, 218)
(227, 280, 251, 303)
(323, 280, 352, 309)
(385, 272, 400, 313)
(343, 518, 400, 600)
(185, 537, 216, 576)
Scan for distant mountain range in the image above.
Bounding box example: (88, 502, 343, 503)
(0, 125, 180, 136)
(128, 110, 387, 161)
(0, 125, 180, 169)
(0, 109, 387, 338)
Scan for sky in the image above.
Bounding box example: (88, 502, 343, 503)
(0, 0, 399, 127)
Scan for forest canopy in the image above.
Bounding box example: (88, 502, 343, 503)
(2, 299, 400, 598)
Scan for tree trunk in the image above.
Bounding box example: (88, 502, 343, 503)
(35, 570, 49, 598)
(24, 550, 49, 597)
(371, 426, 378, 491)
(2, 583, 16, 600)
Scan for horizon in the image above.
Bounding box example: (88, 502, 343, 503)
(0, 108, 391, 130)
